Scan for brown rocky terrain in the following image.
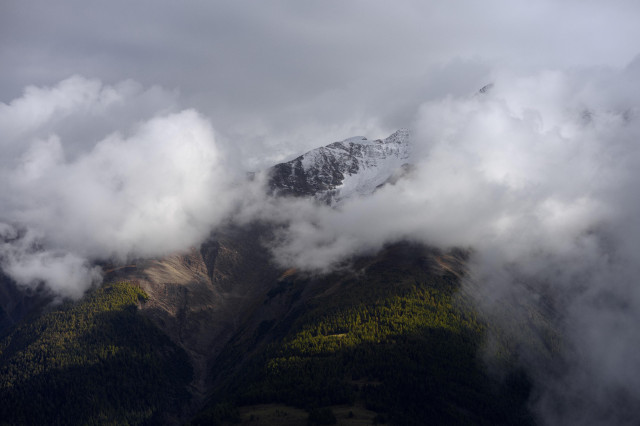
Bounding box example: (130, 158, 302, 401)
(104, 224, 285, 400)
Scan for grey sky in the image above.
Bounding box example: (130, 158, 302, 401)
(3, 1, 640, 166)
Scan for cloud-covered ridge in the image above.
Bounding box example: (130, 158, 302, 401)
(242, 63, 640, 425)
(0, 76, 236, 298)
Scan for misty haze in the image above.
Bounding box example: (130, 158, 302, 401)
(2, 1, 640, 425)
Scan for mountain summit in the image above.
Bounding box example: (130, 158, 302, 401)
(269, 129, 411, 205)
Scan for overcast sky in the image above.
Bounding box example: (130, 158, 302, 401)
(3, 0, 640, 166)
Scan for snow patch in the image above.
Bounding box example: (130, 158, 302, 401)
(299, 130, 411, 204)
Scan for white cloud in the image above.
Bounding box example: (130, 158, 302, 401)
(4, 2, 640, 169)
(0, 77, 237, 298)
(247, 63, 640, 425)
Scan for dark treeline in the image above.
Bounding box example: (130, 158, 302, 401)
(0, 282, 192, 425)
(196, 245, 533, 425)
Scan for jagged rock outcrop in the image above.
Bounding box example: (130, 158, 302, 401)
(269, 129, 411, 204)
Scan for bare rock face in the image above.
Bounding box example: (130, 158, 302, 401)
(105, 224, 283, 396)
(269, 129, 411, 205)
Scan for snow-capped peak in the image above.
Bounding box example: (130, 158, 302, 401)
(269, 129, 411, 205)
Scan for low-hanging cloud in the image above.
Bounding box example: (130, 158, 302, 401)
(242, 62, 640, 425)
(0, 76, 237, 298)
(5, 1, 640, 173)
(3, 65, 640, 424)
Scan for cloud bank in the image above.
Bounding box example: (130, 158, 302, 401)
(0, 76, 236, 298)
(4, 1, 640, 169)
(240, 62, 640, 425)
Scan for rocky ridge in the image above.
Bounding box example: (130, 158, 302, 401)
(269, 129, 411, 205)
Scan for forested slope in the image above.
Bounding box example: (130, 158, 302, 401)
(0, 244, 536, 425)
(195, 244, 533, 425)
(0, 282, 193, 425)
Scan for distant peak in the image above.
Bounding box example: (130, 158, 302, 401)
(387, 128, 410, 139)
(380, 129, 410, 145)
(478, 83, 494, 94)
(269, 129, 412, 205)
(342, 136, 368, 143)
(392, 128, 410, 136)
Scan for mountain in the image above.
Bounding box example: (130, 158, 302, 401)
(0, 271, 51, 336)
(269, 129, 411, 204)
(0, 282, 192, 425)
(193, 243, 532, 426)
(103, 223, 283, 399)
(0, 130, 535, 425)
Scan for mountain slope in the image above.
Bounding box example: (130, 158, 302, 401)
(0, 282, 192, 425)
(103, 224, 285, 400)
(0, 272, 51, 336)
(0, 129, 539, 425)
(269, 129, 411, 204)
(193, 244, 532, 425)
